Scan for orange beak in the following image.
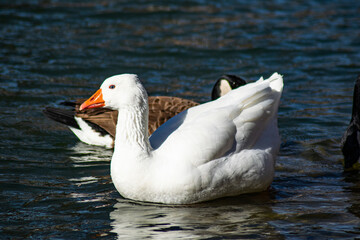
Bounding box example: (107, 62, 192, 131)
(79, 89, 105, 111)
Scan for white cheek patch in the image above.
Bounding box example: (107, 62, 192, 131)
(219, 79, 232, 97)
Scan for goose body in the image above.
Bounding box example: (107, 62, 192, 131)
(341, 75, 360, 169)
(43, 75, 246, 148)
(80, 73, 283, 204)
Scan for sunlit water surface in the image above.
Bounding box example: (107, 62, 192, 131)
(1, 0, 360, 239)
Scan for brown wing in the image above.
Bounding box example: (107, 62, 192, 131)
(74, 96, 199, 139)
(73, 99, 118, 139)
(148, 96, 199, 135)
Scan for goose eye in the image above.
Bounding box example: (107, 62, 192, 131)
(109, 85, 115, 89)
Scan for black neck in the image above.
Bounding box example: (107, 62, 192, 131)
(351, 75, 360, 127)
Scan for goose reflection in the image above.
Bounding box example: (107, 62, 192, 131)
(67, 142, 114, 204)
(109, 192, 282, 239)
(343, 171, 360, 219)
(69, 142, 113, 165)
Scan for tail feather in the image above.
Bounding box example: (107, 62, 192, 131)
(231, 73, 283, 150)
(43, 107, 80, 129)
(268, 72, 284, 93)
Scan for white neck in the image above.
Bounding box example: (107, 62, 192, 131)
(110, 102, 153, 201)
(113, 104, 152, 158)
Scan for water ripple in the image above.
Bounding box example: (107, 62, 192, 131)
(1, 0, 360, 238)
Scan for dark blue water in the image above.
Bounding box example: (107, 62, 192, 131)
(1, 0, 360, 238)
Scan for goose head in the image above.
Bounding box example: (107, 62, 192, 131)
(211, 74, 247, 100)
(80, 74, 147, 111)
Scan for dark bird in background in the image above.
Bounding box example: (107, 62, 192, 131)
(341, 75, 360, 169)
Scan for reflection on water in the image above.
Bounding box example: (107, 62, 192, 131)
(110, 193, 283, 239)
(70, 142, 113, 165)
(343, 172, 360, 221)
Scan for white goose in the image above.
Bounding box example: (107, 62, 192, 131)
(80, 73, 283, 204)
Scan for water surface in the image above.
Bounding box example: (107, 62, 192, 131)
(1, 0, 360, 238)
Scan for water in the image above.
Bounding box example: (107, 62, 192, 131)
(1, 0, 360, 238)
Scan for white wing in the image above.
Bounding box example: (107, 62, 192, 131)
(149, 73, 283, 167)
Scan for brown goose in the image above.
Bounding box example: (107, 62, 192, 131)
(43, 74, 246, 148)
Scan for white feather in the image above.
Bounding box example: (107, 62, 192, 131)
(69, 117, 113, 148)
